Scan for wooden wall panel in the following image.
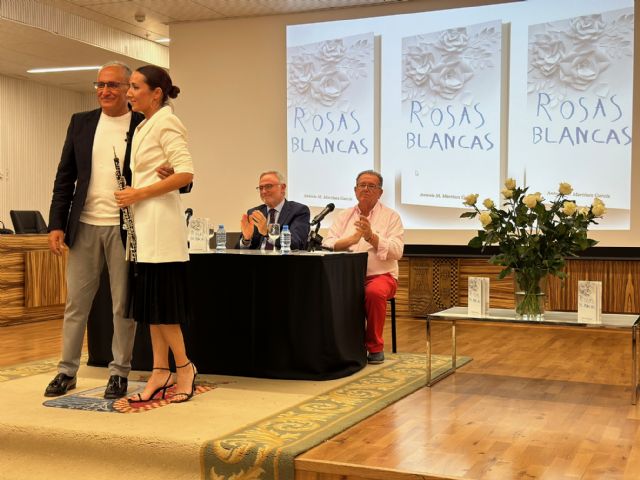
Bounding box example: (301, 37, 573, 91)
(407, 258, 459, 316)
(401, 256, 640, 316)
(458, 258, 515, 309)
(0, 235, 66, 326)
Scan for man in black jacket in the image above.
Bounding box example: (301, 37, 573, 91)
(45, 61, 141, 399)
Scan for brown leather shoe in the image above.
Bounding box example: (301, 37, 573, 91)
(44, 373, 77, 397)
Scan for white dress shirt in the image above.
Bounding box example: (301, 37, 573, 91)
(323, 202, 404, 278)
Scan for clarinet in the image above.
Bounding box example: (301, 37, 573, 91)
(113, 147, 138, 263)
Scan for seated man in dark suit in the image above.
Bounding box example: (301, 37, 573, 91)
(238, 170, 310, 250)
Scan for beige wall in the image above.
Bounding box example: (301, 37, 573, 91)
(0, 74, 96, 230)
(170, 0, 640, 246)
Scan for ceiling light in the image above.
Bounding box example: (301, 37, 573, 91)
(27, 66, 101, 74)
(156, 38, 171, 44)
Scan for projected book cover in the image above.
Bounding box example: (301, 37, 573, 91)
(287, 32, 375, 209)
(517, 8, 634, 226)
(399, 21, 502, 208)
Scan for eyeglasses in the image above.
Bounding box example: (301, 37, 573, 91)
(356, 183, 381, 191)
(93, 81, 130, 90)
(256, 183, 281, 192)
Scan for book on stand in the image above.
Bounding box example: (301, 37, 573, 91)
(468, 277, 490, 317)
(188, 217, 209, 252)
(577, 280, 602, 324)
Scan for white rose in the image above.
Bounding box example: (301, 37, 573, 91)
(578, 206, 590, 216)
(404, 44, 437, 86)
(530, 33, 565, 77)
(523, 194, 539, 209)
(479, 211, 492, 228)
(317, 39, 346, 63)
(569, 14, 606, 42)
(463, 193, 479, 206)
(504, 178, 516, 190)
(288, 54, 316, 94)
(427, 59, 473, 100)
(559, 48, 609, 91)
(501, 188, 513, 199)
(309, 70, 351, 106)
(562, 201, 577, 216)
(482, 198, 494, 209)
(438, 28, 469, 53)
(558, 182, 573, 195)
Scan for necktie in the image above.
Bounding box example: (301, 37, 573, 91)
(266, 208, 276, 250)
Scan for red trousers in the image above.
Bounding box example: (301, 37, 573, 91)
(364, 273, 397, 354)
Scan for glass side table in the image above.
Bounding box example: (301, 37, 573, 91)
(426, 307, 640, 404)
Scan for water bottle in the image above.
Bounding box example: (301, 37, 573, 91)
(280, 225, 291, 254)
(215, 224, 226, 251)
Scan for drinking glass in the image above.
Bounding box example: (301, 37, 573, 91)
(267, 223, 280, 253)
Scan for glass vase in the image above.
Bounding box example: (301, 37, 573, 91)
(513, 270, 548, 321)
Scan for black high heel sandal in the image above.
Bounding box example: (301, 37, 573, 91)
(170, 361, 198, 404)
(127, 367, 175, 403)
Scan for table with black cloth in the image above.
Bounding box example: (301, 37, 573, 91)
(87, 249, 368, 380)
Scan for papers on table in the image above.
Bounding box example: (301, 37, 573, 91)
(188, 217, 209, 253)
(578, 281, 602, 324)
(468, 277, 490, 317)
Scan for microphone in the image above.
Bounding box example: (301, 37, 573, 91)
(185, 208, 193, 226)
(310, 203, 335, 226)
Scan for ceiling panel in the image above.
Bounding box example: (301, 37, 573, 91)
(0, 18, 146, 92)
(68, 1, 173, 37)
(135, 0, 225, 21)
(0, 0, 409, 92)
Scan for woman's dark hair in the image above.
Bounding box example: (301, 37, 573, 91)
(136, 65, 180, 104)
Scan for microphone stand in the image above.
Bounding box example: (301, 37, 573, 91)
(307, 222, 333, 252)
(307, 223, 323, 252)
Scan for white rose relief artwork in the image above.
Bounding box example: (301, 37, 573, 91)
(399, 21, 502, 208)
(519, 7, 633, 223)
(287, 33, 375, 209)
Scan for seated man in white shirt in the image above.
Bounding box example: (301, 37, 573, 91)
(323, 170, 404, 364)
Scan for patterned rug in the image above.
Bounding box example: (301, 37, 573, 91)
(43, 380, 220, 413)
(0, 352, 470, 480)
(200, 352, 471, 480)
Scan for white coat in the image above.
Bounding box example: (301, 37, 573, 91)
(130, 106, 194, 263)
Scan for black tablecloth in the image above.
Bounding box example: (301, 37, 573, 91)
(87, 250, 368, 380)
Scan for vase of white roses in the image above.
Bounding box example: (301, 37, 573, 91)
(461, 179, 605, 320)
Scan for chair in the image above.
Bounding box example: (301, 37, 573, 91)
(389, 297, 397, 353)
(0, 220, 13, 234)
(10, 210, 48, 234)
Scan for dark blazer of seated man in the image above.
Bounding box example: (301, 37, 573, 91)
(237, 170, 310, 250)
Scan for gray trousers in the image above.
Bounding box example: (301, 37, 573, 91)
(57, 222, 136, 378)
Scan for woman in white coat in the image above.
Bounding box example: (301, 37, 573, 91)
(115, 65, 196, 404)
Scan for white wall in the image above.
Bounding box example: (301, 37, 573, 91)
(0, 74, 96, 230)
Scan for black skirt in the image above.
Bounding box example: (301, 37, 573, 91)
(128, 262, 192, 325)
